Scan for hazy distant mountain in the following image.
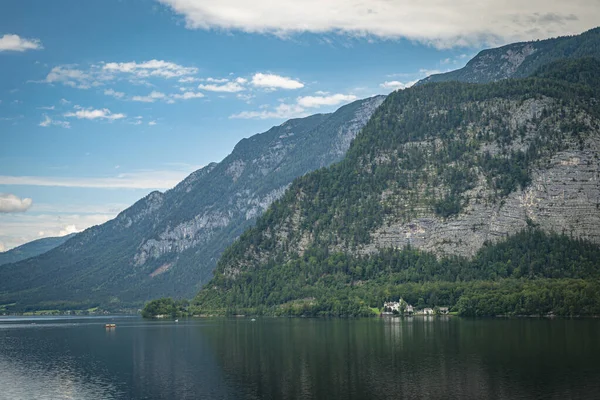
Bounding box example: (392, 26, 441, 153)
(0, 234, 75, 266)
(418, 27, 600, 85)
(0, 95, 385, 312)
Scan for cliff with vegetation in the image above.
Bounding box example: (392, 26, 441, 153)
(190, 58, 600, 317)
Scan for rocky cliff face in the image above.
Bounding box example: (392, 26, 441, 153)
(0, 96, 385, 311)
(131, 96, 385, 271)
(209, 59, 600, 284)
(366, 127, 600, 257)
(418, 27, 600, 85)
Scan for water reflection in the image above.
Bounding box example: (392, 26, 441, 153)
(203, 318, 600, 400)
(1, 317, 599, 399)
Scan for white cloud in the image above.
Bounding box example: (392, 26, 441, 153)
(104, 88, 125, 98)
(379, 80, 418, 91)
(297, 93, 357, 108)
(205, 77, 229, 83)
(419, 68, 443, 76)
(131, 91, 166, 102)
(158, 0, 600, 48)
(39, 115, 71, 128)
(232, 91, 358, 119)
(0, 193, 33, 213)
(198, 81, 245, 92)
(103, 59, 198, 78)
(236, 93, 255, 103)
(251, 73, 303, 89)
(178, 76, 200, 83)
(64, 107, 125, 120)
(38, 60, 198, 89)
(171, 91, 205, 100)
(0, 34, 43, 52)
(44, 65, 94, 89)
(231, 102, 307, 120)
(148, 121, 157, 126)
(37, 105, 55, 110)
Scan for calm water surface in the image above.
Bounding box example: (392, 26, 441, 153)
(0, 316, 599, 399)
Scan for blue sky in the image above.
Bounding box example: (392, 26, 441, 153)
(1, 0, 598, 250)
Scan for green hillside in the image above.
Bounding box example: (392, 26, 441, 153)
(187, 58, 600, 318)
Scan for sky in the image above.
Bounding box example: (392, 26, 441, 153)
(1, 0, 598, 251)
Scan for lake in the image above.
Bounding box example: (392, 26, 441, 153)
(0, 316, 599, 399)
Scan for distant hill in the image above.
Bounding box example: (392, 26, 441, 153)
(0, 234, 75, 266)
(0, 96, 385, 312)
(418, 27, 600, 85)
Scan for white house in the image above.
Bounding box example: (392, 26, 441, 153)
(423, 308, 434, 315)
(383, 301, 401, 312)
(383, 299, 415, 314)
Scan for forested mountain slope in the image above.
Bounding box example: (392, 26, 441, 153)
(418, 27, 600, 85)
(192, 58, 600, 317)
(0, 96, 385, 312)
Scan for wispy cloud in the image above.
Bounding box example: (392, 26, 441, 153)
(171, 91, 204, 100)
(104, 88, 125, 98)
(131, 91, 166, 103)
(231, 92, 357, 119)
(0, 34, 43, 52)
(379, 80, 418, 91)
(37, 59, 199, 90)
(39, 114, 71, 128)
(0, 167, 200, 189)
(43, 65, 98, 89)
(297, 93, 357, 108)
(231, 103, 307, 120)
(198, 81, 245, 92)
(103, 59, 198, 79)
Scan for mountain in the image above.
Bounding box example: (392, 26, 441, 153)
(191, 58, 600, 317)
(0, 234, 76, 266)
(0, 96, 385, 312)
(418, 27, 600, 85)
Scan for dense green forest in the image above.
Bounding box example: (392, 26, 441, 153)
(186, 229, 600, 317)
(141, 298, 189, 318)
(182, 58, 600, 318)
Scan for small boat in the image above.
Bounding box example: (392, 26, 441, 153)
(251, 318, 256, 322)
(105, 323, 116, 328)
(175, 319, 179, 322)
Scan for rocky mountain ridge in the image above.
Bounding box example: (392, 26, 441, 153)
(0, 95, 385, 311)
(418, 27, 600, 85)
